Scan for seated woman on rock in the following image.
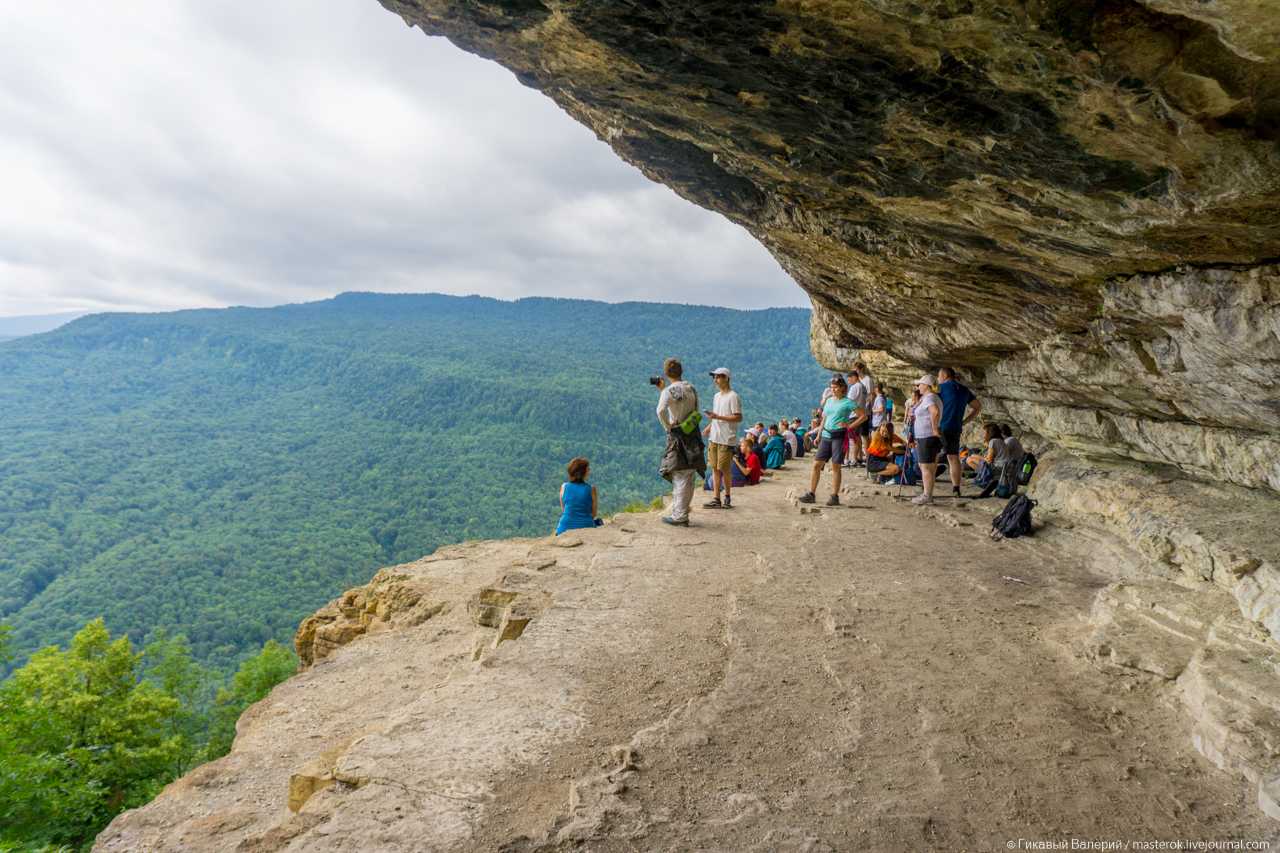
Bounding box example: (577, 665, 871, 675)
(866, 420, 906, 483)
(555, 457, 600, 536)
(966, 423, 1006, 486)
(733, 436, 763, 486)
(762, 425, 788, 469)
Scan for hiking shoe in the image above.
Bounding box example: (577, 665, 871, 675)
(797, 491, 816, 504)
(911, 494, 933, 506)
(723, 496, 733, 509)
(952, 485, 962, 498)
(826, 494, 840, 506)
(703, 497, 723, 509)
(661, 516, 689, 526)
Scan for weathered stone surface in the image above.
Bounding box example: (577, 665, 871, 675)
(95, 469, 1274, 850)
(1032, 452, 1280, 643)
(295, 568, 446, 667)
(379, 0, 1279, 490)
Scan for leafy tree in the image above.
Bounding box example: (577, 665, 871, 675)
(0, 619, 183, 849)
(204, 640, 296, 760)
(142, 629, 211, 776)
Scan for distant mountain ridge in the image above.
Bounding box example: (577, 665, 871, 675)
(0, 311, 86, 341)
(0, 292, 828, 672)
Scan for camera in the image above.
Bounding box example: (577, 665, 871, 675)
(649, 376, 662, 387)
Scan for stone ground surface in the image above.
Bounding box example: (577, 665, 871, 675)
(98, 465, 1278, 852)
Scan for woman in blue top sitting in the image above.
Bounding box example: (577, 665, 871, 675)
(555, 457, 599, 536)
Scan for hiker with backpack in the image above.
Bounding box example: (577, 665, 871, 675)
(655, 358, 705, 526)
(701, 367, 741, 510)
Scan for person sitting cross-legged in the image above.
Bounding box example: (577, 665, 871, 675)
(866, 421, 906, 483)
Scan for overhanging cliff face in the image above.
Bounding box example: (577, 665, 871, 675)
(381, 0, 1280, 490)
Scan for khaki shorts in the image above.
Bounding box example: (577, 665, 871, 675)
(708, 442, 734, 472)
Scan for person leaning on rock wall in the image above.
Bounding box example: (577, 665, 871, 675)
(655, 357, 706, 527)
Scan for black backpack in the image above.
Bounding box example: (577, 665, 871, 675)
(1017, 451, 1038, 485)
(991, 494, 1036, 540)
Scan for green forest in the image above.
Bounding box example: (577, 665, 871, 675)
(1, 293, 829, 674)
(0, 293, 829, 846)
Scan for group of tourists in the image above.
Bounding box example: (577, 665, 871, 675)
(554, 357, 1030, 533)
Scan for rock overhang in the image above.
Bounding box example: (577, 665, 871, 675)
(381, 0, 1279, 489)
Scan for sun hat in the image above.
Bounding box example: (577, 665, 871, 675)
(916, 374, 934, 388)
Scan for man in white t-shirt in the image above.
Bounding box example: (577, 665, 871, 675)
(702, 368, 742, 509)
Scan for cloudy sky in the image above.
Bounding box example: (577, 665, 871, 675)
(0, 0, 802, 318)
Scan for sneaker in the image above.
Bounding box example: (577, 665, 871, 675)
(703, 497, 723, 509)
(723, 496, 733, 509)
(911, 494, 933, 506)
(661, 516, 690, 526)
(826, 494, 840, 506)
(952, 485, 962, 498)
(797, 491, 816, 504)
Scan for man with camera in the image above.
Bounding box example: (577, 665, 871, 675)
(653, 358, 706, 526)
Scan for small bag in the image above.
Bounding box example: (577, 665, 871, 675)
(991, 494, 1036, 540)
(678, 409, 702, 434)
(1017, 451, 1038, 486)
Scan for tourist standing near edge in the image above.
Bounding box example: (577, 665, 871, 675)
(703, 367, 742, 509)
(655, 358, 706, 526)
(936, 366, 982, 498)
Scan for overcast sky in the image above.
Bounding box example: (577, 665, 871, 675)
(0, 0, 802, 318)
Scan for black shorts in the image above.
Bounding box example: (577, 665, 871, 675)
(816, 430, 847, 464)
(942, 427, 962, 456)
(917, 435, 943, 464)
(867, 455, 891, 474)
(859, 419, 872, 438)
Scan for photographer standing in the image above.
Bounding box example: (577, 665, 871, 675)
(654, 358, 706, 526)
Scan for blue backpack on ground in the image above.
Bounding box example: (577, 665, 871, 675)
(898, 448, 920, 486)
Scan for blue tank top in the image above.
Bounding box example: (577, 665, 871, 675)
(556, 481, 594, 535)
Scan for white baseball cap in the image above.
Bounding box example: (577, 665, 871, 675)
(710, 367, 731, 379)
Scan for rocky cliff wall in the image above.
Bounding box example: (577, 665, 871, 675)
(381, 0, 1279, 490)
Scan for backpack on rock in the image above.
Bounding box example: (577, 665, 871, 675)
(991, 494, 1036, 540)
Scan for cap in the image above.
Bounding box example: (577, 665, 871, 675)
(916, 374, 934, 388)
(710, 367, 731, 379)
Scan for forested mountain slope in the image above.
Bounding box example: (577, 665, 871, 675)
(0, 293, 827, 670)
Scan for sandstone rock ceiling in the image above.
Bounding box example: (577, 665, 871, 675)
(381, 0, 1280, 490)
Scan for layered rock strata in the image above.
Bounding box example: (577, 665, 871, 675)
(381, 0, 1279, 489)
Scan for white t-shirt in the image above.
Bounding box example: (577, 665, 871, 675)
(913, 393, 941, 438)
(848, 381, 868, 411)
(988, 437, 1008, 467)
(709, 389, 741, 446)
(782, 429, 798, 456)
(860, 375, 873, 399)
(871, 394, 887, 428)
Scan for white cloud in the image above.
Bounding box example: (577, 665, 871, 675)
(0, 0, 801, 317)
